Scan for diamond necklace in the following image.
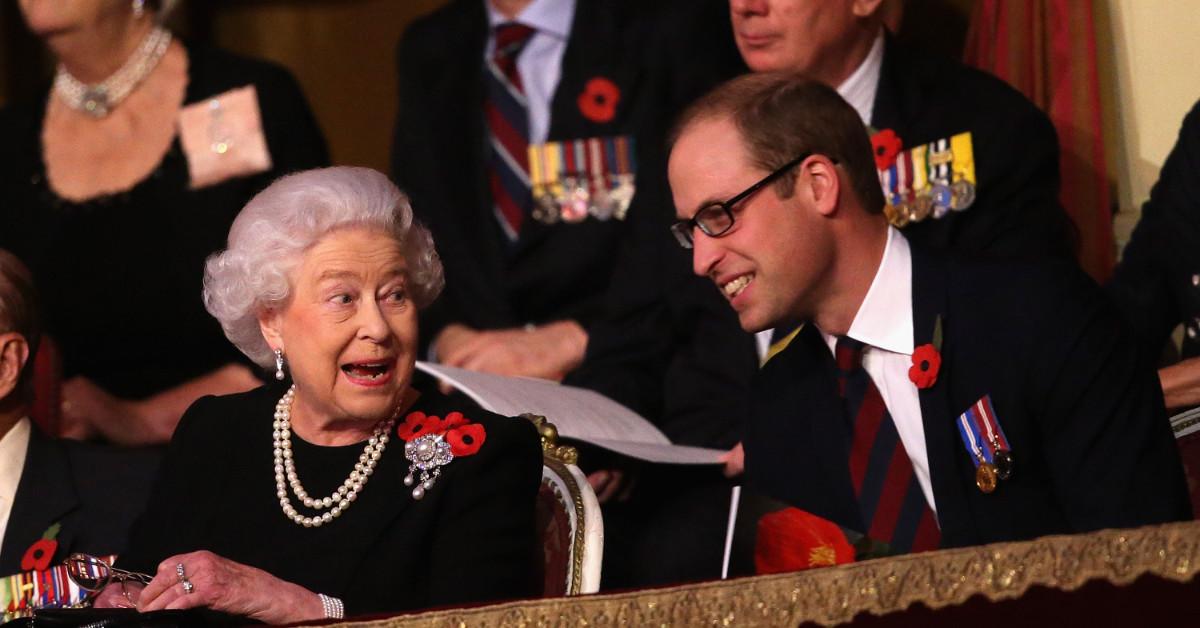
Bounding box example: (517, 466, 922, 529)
(272, 385, 398, 528)
(53, 26, 172, 118)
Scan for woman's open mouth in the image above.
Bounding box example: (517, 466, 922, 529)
(340, 360, 395, 386)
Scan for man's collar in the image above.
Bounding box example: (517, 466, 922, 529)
(836, 29, 885, 124)
(486, 0, 575, 40)
(841, 226, 914, 355)
(0, 417, 31, 503)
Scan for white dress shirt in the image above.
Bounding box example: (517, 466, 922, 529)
(816, 228, 937, 516)
(0, 417, 32, 557)
(755, 29, 886, 361)
(485, 0, 577, 145)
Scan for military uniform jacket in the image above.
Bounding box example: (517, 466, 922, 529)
(745, 242, 1191, 547)
(0, 427, 159, 576)
(391, 0, 738, 350)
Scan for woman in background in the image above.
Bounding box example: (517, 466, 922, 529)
(0, 0, 328, 444)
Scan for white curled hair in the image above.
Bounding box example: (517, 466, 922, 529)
(203, 166, 444, 368)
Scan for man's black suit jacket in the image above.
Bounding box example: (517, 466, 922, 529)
(746, 243, 1191, 547)
(1107, 99, 1200, 360)
(391, 0, 741, 351)
(0, 426, 159, 575)
(570, 35, 1075, 448)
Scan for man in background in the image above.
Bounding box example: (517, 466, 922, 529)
(0, 249, 158, 575)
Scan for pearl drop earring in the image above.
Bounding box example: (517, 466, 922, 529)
(274, 349, 286, 381)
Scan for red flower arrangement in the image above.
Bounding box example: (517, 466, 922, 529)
(577, 77, 620, 123)
(754, 507, 855, 575)
(20, 538, 57, 572)
(871, 128, 903, 170)
(397, 411, 486, 457)
(909, 344, 941, 389)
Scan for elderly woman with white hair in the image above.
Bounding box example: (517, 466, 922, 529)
(91, 167, 542, 622)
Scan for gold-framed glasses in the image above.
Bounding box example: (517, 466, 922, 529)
(65, 553, 153, 608)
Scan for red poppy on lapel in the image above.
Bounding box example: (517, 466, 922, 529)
(398, 411, 443, 441)
(578, 77, 620, 123)
(871, 128, 902, 170)
(441, 411, 468, 430)
(754, 507, 855, 575)
(20, 538, 57, 572)
(909, 344, 941, 389)
(447, 423, 487, 456)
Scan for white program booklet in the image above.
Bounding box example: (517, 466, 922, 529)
(416, 361, 725, 465)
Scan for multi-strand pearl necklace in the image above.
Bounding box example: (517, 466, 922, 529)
(272, 385, 398, 528)
(53, 26, 172, 118)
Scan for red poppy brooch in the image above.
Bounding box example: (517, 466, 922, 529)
(397, 411, 486, 500)
(909, 315, 944, 389)
(20, 523, 61, 572)
(871, 128, 903, 170)
(578, 77, 620, 123)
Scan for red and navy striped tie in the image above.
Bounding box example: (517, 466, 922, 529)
(835, 337, 940, 553)
(485, 22, 536, 240)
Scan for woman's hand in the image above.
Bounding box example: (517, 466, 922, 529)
(135, 551, 326, 624)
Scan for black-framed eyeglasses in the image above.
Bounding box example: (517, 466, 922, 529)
(669, 152, 815, 249)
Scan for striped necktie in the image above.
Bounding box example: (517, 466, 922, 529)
(834, 336, 940, 553)
(484, 22, 536, 241)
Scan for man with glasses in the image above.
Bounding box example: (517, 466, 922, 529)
(667, 73, 1189, 551)
(0, 250, 158, 576)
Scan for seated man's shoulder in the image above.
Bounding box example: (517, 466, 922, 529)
(890, 41, 1051, 134)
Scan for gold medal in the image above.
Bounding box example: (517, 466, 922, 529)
(909, 194, 934, 222)
(975, 462, 998, 493)
(884, 203, 909, 228)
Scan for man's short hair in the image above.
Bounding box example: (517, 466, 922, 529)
(671, 72, 885, 214)
(0, 249, 41, 397)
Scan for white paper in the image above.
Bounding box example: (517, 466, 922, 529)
(416, 361, 725, 464)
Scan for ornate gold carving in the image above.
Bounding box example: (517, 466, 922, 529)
(332, 520, 1200, 627)
(522, 413, 578, 465)
(523, 413, 587, 595)
(540, 456, 588, 596)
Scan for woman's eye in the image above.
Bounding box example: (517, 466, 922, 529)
(387, 290, 408, 304)
(329, 294, 353, 305)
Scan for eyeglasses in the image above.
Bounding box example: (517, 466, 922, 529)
(669, 152, 814, 249)
(66, 553, 154, 608)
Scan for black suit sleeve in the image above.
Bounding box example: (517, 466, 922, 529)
(1031, 268, 1191, 530)
(424, 416, 542, 606)
(1106, 100, 1200, 357)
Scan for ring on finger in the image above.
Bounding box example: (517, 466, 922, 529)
(175, 563, 187, 582)
(181, 578, 195, 595)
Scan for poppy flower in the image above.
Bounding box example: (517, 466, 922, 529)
(440, 411, 468, 430)
(754, 507, 854, 575)
(21, 538, 57, 572)
(909, 344, 941, 389)
(577, 77, 620, 124)
(397, 412, 443, 442)
(446, 423, 486, 457)
(871, 129, 903, 170)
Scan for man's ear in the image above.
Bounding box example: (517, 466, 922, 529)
(798, 155, 842, 217)
(257, 309, 284, 353)
(851, 0, 886, 19)
(0, 333, 30, 402)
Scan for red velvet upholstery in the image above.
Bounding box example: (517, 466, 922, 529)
(29, 336, 61, 436)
